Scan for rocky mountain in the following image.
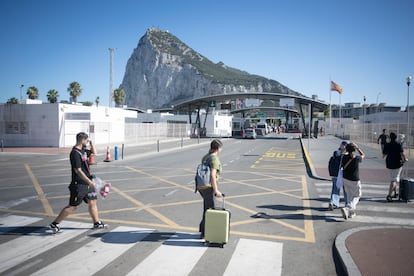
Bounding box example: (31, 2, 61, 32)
(120, 28, 304, 110)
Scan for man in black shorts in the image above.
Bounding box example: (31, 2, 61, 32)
(49, 132, 107, 233)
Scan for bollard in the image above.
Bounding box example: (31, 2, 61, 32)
(114, 146, 119, 160)
(121, 144, 124, 160)
(181, 137, 183, 148)
(157, 139, 160, 152)
(1, 139, 3, 152)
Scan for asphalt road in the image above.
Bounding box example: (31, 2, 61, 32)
(2, 134, 405, 275)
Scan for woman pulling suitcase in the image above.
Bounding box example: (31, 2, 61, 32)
(197, 139, 223, 239)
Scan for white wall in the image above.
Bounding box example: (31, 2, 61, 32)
(0, 103, 137, 147)
(0, 103, 60, 147)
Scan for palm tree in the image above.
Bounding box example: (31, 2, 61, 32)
(47, 89, 59, 103)
(26, 86, 39, 99)
(7, 97, 18, 104)
(113, 88, 125, 107)
(67, 81, 82, 103)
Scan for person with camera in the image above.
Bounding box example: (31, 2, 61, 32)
(341, 143, 365, 220)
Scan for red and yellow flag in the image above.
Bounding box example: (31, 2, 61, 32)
(330, 81, 343, 94)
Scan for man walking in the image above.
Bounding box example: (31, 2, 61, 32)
(383, 132, 407, 202)
(378, 128, 388, 154)
(49, 132, 107, 233)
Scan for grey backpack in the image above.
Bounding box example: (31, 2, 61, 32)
(195, 156, 213, 192)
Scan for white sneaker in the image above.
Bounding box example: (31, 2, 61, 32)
(93, 221, 108, 229)
(341, 208, 349, 220)
(349, 210, 357, 218)
(49, 222, 62, 234)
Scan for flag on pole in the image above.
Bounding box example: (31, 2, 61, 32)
(330, 81, 343, 94)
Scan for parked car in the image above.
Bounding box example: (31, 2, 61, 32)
(243, 128, 257, 139)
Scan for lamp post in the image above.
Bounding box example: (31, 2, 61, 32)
(376, 92, 381, 113)
(20, 84, 24, 101)
(407, 76, 412, 156)
(363, 96, 366, 144)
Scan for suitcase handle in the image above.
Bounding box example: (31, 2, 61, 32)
(214, 194, 226, 209)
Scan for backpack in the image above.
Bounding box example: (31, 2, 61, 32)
(195, 156, 213, 192)
(328, 151, 341, 176)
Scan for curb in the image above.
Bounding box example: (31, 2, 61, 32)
(334, 225, 414, 276)
(299, 138, 330, 181)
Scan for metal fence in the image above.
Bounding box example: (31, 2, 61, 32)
(124, 122, 191, 145)
(344, 122, 411, 148)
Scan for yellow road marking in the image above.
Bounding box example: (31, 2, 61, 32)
(126, 166, 194, 192)
(24, 163, 54, 216)
(110, 186, 179, 228)
(13, 154, 316, 243)
(302, 175, 315, 242)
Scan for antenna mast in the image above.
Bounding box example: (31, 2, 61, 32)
(109, 48, 114, 107)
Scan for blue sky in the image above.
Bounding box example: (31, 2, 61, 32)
(1, 0, 413, 109)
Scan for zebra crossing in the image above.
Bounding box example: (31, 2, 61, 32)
(314, 182, 414, 225)
(0, 215, 283, 276)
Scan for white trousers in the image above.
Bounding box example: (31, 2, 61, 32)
(343, 178, 361, 210)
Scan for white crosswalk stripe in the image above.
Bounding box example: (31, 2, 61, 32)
(127, 233, 207, 276)
(315, 181, 414, 226)
(33, 226, 153, 276)
(0, 214, 43, 233)
(223, 238, 283, 276)
(0, 219, 90, 273)
(326, 214, 414, 226)
(0, 215, 285, 275)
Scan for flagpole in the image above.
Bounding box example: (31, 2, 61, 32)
(339, 94, 342, 137)
(329, 89, 332, 129)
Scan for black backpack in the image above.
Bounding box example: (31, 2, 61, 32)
(328, 151, 342, 176)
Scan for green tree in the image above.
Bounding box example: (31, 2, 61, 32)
(26, 86, 39, 99)
(95, 96, 100, 107)
(68, 81, 82, 103)
(7, 97, 19, 104)
(47, 89, 59, 103)
(113, 88, 125, 106)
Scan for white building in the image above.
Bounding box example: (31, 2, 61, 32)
(0, 103, 137, 147)
(0, 102, 233, 147)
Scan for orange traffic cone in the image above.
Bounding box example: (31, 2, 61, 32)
(104, 146, 112, 162)
(89, 154, 96, 165)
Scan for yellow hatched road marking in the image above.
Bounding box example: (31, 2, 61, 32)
(24, 163, 54, 216)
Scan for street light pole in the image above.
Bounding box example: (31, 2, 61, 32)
(407, 76, 412, 156)
(376, 92, 381, 113)
(20, 84, 24, 101)
(363, 96, 366, 144)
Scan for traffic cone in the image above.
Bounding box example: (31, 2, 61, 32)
(89, 154, 96, 165)
(104, 146, 112, 162)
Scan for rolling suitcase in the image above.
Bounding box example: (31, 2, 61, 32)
(204, 195, 230, 248)
(399, 165, 414, 202)
(399, 177, 414, 202)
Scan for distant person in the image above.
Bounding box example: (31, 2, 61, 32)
(377, 129, 389, 154)
(341, 143, 365, 220)
(197, 139, 223, 239)
(328, 141, 348, 210)
(383, 132, 407, 202)
(49, 132, 107, 233)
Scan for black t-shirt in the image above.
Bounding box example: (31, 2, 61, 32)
(378, 134, 388, 145)
(383, 141, 403, 169)
(342, 155, 362, 181)
(70, 147, 92, 185)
